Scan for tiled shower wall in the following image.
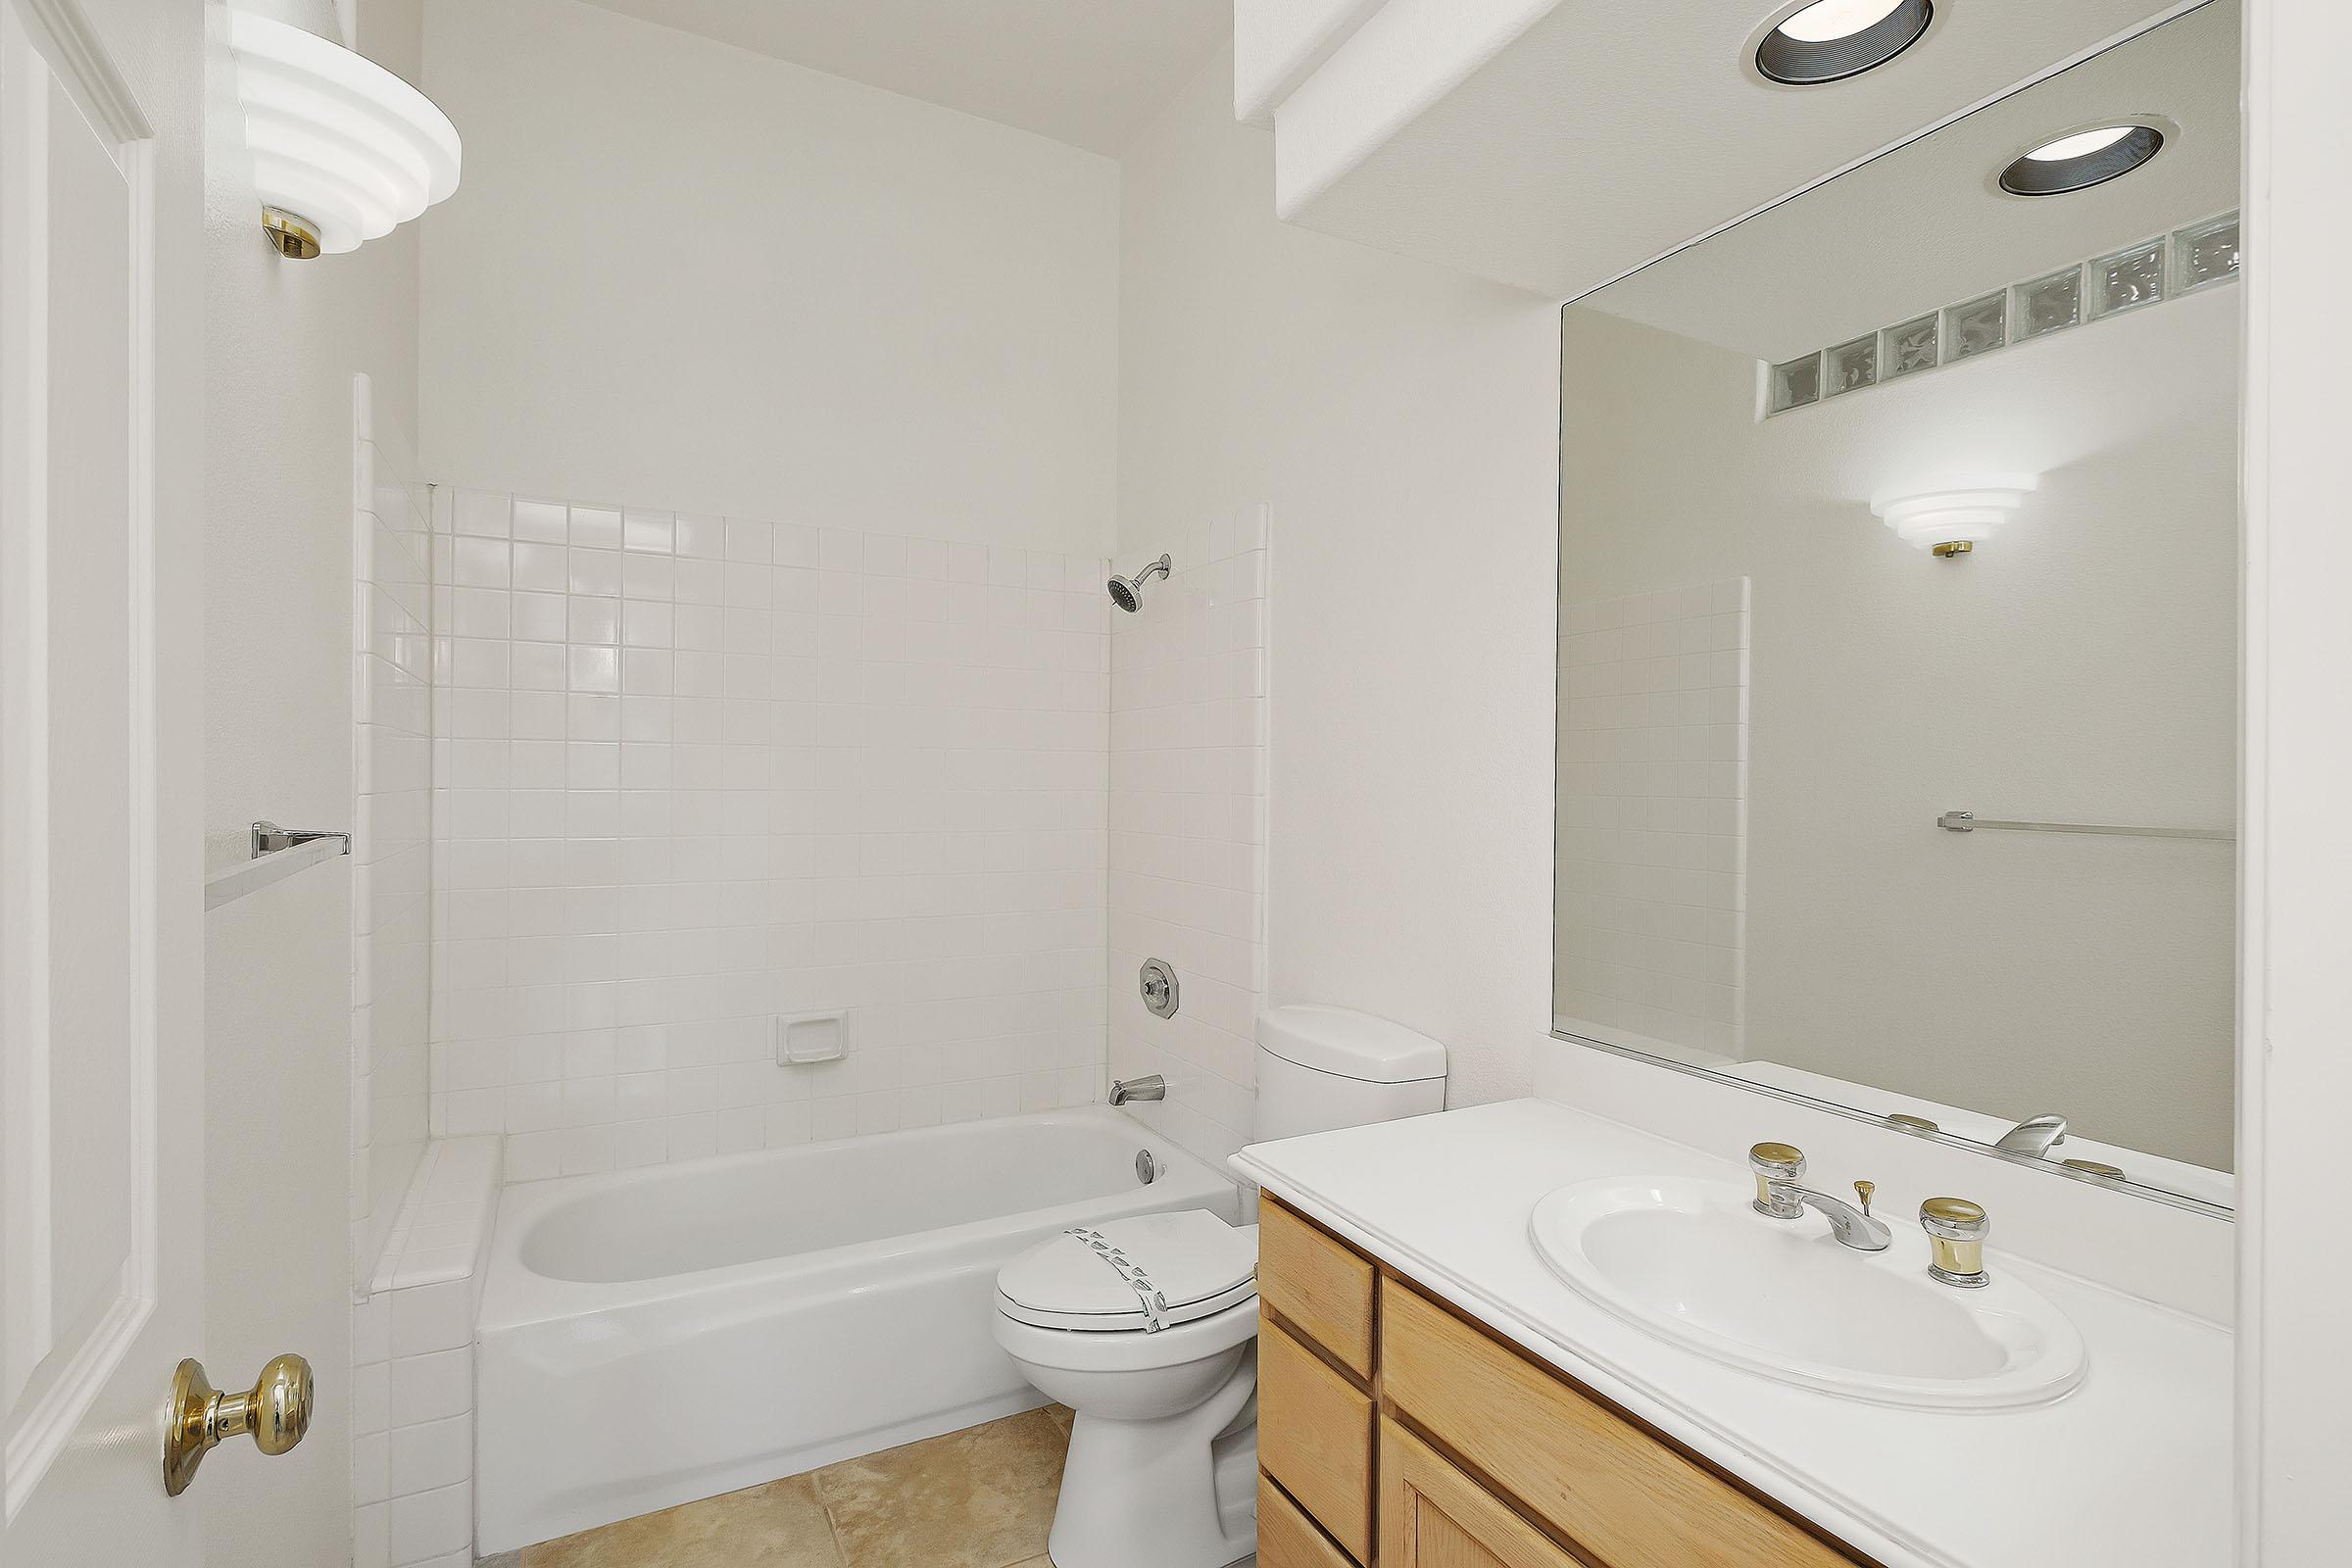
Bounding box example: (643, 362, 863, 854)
(1107, 509, 1270, 1170)
(425, 491, 1111, 1179)
(1553, 578, 1749, 1061)
(351, 373, 433, 1282)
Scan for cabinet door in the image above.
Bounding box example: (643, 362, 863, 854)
(1382, 1418, 1581, 1568)
(1259, 1316, 1375, 1559)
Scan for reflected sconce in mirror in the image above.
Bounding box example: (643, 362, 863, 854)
(1870, 477, 2037, 558)
(225, 9, 461, 259)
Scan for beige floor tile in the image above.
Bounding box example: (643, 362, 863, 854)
(519, 1472, 844, 1568)
(814, 1407, 1070, 1568)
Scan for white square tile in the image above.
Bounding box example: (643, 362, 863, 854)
(389, 1413, 469, 1497)
(389, 1280, 472, 1356)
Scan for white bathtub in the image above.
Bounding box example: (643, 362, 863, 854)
(474, 1107, 1242, 1553)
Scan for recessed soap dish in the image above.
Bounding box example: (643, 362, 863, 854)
(775, 1009, 849, 1064)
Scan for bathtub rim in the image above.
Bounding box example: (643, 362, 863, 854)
(479, 1105, 1240, 1332)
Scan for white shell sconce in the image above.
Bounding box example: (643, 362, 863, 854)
(1871, 476, 2039, 559)
(225, 9, 461, 259)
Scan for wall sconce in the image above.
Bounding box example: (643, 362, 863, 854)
(225, 9, 461, 259)
(1871, 476, 2039, 558)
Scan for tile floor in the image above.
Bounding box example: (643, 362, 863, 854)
(515, 1405, 1075, 1568)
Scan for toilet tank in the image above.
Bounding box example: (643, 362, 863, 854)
(1253, 1004, 1447, 1142)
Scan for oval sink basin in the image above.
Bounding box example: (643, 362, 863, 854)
(1529, 1177, 2085, 1410)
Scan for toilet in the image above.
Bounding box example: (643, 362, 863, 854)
(992, 1005, 1447, 1568)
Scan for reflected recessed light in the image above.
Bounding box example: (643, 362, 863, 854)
(1998, 124, 2164, 196)
(1755, 0, 1933, 85)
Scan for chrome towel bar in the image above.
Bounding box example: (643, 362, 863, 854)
(1936, 810, 2232, 842)
(204, 820, 353, 910)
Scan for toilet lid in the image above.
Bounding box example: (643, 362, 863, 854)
(997, 1210, 1258, 1332)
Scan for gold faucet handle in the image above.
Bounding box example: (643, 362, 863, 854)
(1853, 1180, 1876, 1217)
(1748, 1142, 1804, 1212)
(1920, 1198, 1990, 1288)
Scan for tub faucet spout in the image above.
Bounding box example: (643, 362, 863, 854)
(1110, 1074, 1165, 1106)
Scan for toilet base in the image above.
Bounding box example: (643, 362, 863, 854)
(1045, 1349, 1257, 1568)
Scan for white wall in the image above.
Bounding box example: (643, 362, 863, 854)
(200, 0, 424, 1562)
(1119, 46, 1561, 1113)
(1108, 511, 1270, 1169)
(1557, 294, 2239, 1170)
(425, 490, 1109, 1178)
(416, 0, 1121, 555)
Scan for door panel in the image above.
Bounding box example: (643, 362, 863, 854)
(0, 0, 200, 1560)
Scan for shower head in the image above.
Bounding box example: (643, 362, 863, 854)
(1107, 554, 1171, 612)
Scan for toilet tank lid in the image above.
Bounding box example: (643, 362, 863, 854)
(1257, 1004, 1446, 1084)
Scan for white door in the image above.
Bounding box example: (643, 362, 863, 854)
(1, 0, 206, 1562)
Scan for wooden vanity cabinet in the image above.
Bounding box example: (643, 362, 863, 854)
(1254, 1195, 1875, 1568)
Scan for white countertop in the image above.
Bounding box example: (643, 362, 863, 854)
(1231, 1098, 2230, 1568)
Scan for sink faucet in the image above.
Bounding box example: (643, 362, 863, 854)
(1747, 1143, 1891, 1251)
(1993, 1114, 2067, 1158)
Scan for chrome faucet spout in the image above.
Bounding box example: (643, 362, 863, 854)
(1788, 1188, 1892, 1251)
(1109, 1074, 1165, 1106)
(1747, 1142, 1891, 1250)
(1994, 1114, 2068, 1158)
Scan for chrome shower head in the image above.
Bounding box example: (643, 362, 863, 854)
(1107, 554, 1171, 612)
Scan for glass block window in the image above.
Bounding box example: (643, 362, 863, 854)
(1760, 209, 2240, 418)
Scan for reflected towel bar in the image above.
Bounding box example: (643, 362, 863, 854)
(204, 820, 352, 910)
(1936, 810, 2233, 842)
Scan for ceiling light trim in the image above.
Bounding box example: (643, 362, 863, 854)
(1996, 118, 2167, 197)
(1751, 0, 1935, 88)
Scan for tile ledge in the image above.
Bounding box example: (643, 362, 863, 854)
(368, 1134, 503, 1296)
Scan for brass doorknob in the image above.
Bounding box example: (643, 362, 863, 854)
(163, 1352, 313, 1495)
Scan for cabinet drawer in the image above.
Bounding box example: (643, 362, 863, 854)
(1382, 1415, 1581, 1568)
(1259, 1472, 1357, 1568)
(1258, 1196, 1376, 1379)
(1381, 1278, 1862, 1568)
(1258, 1314, 1375, 1561)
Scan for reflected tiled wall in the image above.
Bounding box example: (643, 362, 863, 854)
(352, 379, 435, 1275)
(350, 374, 441, 1567)
(1107, 508, 1269, 1169)
(425, 491, 1111, 1179)
(1553, 578, 1749, 1060)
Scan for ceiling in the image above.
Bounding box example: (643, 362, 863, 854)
(1282, 0, 2210, 298)
(1586, 0, 2239, 362)
(572, 0, 1234, 156)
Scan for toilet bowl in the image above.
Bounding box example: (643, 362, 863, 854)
(996, 1005, 1448, 1567)
(993, 1210, 1260, 1568)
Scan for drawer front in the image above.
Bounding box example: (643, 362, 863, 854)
(1381, 1279, 1861, 1568)
(1259, 1472, 1358, 1568)
(1258, 1197, 1377, 1379)
(1382, 1416, 1581, 1568)
(1258, 1314, 1375, 1561)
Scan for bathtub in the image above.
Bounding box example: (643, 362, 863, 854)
(474, 1107, 1242, 1553)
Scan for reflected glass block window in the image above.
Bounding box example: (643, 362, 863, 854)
(2091, 239, 2166, 318)
(1944, 292, 2007, 362)
(2177, 213, 2240, 291)
(1770, 353, 1822, 415)
(1882, 315, 1938, 379)
(2016, 267, 2082, 340)
(1826, 334, 1877, 396)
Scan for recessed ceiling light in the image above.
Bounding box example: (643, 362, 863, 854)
(1755, 0, 1933, 86)
(1998, 124, 2164, 196)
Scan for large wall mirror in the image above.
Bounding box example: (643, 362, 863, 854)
(1553, 0, 2238, 1214)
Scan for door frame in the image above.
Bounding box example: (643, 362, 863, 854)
(2233, 0, 2352, 1559)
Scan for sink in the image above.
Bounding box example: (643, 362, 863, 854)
(1529, 1177, 2085, 1410)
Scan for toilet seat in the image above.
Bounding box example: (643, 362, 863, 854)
(997, 1210, 1258, 1333)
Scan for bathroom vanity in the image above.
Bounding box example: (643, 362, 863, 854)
(1238, 1097, 2230, 1568)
